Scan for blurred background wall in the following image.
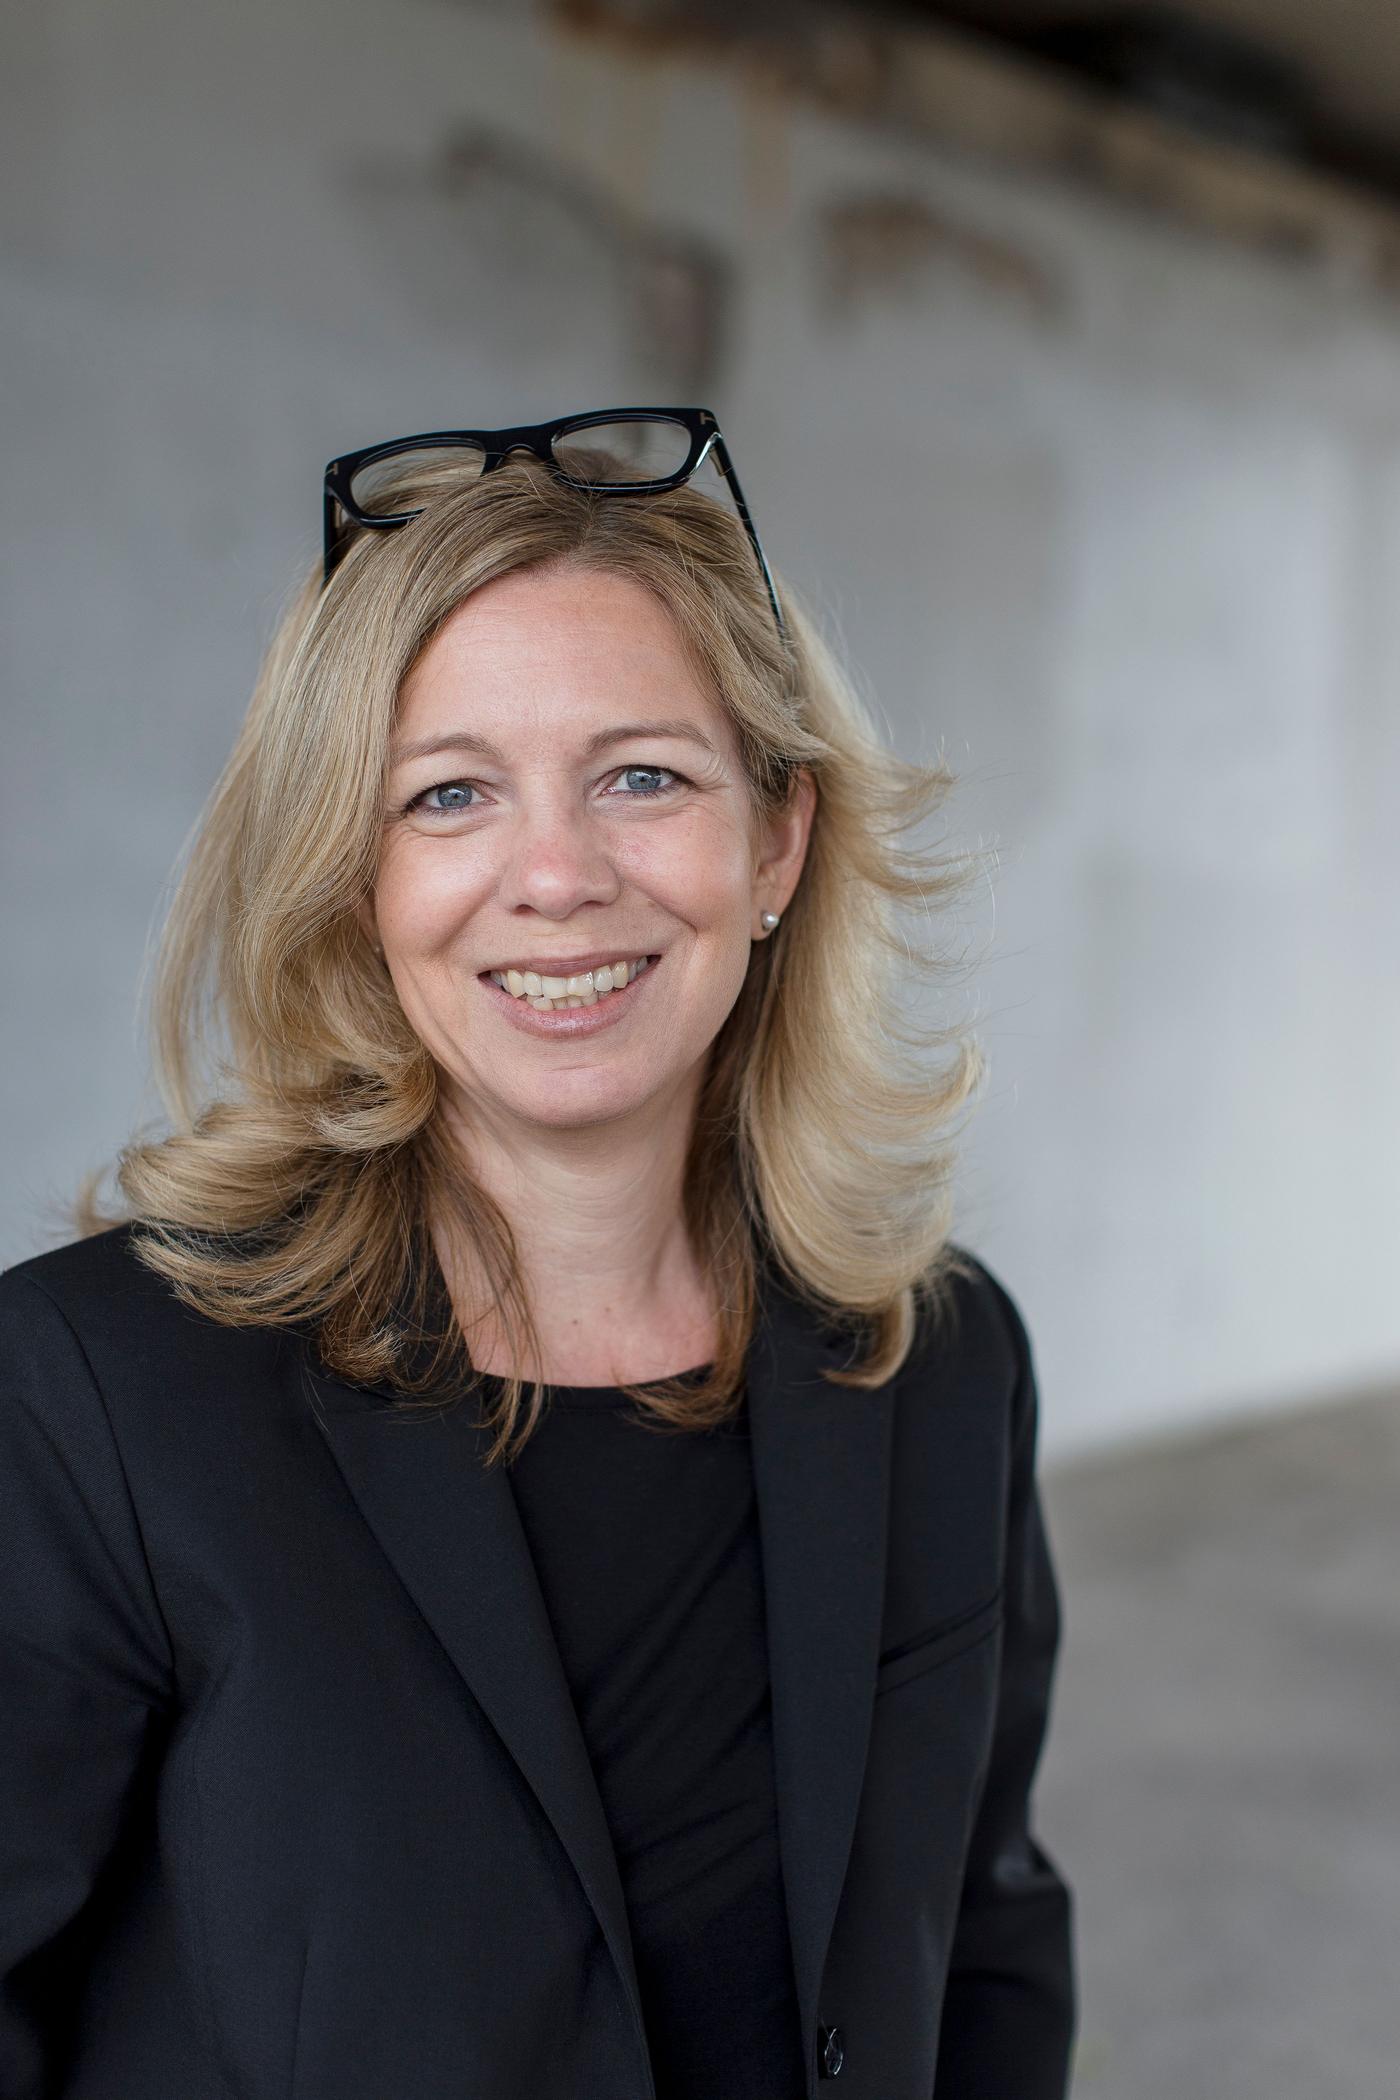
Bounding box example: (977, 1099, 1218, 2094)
(4, 3, 1400, 2092)
(6, 0, 1400, 1463)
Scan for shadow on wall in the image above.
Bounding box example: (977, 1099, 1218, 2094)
(343, 124, 731, 398)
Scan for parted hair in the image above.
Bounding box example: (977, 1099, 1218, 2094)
(73, 447, 989, 1466)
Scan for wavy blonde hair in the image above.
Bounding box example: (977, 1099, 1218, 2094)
(74, 446, 989, 1466)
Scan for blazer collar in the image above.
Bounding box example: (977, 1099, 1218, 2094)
(303, 1246, 895, 2100)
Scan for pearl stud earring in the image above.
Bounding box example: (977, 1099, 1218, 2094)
(760, 911, 780, 933)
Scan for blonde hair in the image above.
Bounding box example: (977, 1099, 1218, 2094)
(74, 447, 989, 1466)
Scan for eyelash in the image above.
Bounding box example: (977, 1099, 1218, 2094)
(403, 765, 688, 819)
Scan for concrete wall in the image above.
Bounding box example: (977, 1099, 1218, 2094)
(4, 0, 1398, 1459)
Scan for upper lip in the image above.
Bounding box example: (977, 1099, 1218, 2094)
(481, 950, 660, 977)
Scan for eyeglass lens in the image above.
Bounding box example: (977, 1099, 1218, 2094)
(347, 418, 697, 517)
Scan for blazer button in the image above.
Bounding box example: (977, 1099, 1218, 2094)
(817, 2023, 845, 2078)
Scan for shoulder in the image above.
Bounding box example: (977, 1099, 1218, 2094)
(880, 1242, 1041, 1592)
(0, 1230, 180, 1702)
(2, 1220, 171, 1321)
(0, 1221, 210, 1364)
(1, 1223, 156, 1365)
(915, 1238, 1035, 1399)
(896, 1238, 1044, 1488)
(0, 1221, 296, 1409)
(0, 1224, 320, 1575)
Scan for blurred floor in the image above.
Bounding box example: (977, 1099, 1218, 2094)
(1036, 1381, 1400, 2098)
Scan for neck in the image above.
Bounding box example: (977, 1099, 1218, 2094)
(431, 1085, 717, 1385)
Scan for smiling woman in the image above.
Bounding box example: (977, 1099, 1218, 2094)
(68, 439, 991, 1432)
(0, 419, 1075, 2100)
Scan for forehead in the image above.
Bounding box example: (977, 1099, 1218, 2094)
(393, 565, 731, 758)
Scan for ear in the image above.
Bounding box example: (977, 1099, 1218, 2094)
(753, 764, 817, 919)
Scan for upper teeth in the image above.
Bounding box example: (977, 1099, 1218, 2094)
(489, 956, 652, 1007)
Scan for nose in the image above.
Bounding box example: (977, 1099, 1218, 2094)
(496, 798, 622, 917)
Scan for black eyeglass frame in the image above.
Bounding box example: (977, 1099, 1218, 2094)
(321, 405, 788, 647)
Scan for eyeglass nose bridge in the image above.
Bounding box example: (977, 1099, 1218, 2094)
(477, 429, 666, 485)
(483, 435, 552, 472)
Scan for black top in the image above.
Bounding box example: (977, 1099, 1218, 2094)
(495, 1366, 808, 2100)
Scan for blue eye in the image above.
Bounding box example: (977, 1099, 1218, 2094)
(614, 765, 682, 800)
(415, 781, 475, 814)
(404, 765, 687, 817)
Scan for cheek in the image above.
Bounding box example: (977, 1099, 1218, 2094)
(375, 845, 486, 951)
(620, 813, 754, 912)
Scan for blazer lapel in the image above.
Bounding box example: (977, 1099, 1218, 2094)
(303, 1318, 655, 2091)
(747, 1264, 897, 2090)
(302, 1248, 894, 2100)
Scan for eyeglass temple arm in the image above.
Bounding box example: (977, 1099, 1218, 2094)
(323, 486, 347, 586)
(706, 433, 789, 648)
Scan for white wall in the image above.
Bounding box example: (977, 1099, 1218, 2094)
(4, 0, 1397, 1458)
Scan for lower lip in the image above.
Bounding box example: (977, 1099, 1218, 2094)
(477, 957, 664, 1038)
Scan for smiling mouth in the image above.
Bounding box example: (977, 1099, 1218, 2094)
(479, 954, 661, 1013)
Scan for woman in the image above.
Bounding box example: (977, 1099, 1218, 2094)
(0, 409, 1075, 2099)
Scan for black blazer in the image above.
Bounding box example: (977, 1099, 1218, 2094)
(0, 1222, 1075, 2100)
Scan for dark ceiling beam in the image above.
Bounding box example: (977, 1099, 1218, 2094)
(551, 0, 1400, 296)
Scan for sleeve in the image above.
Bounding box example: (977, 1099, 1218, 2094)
(0, 1267, 176, 2099)
(932, 1268, 1078, 2099)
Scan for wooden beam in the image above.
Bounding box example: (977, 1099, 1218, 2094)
(550, 0, 1400, 295)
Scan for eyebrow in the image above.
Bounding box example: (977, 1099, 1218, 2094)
(389, 718, 721, 769)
